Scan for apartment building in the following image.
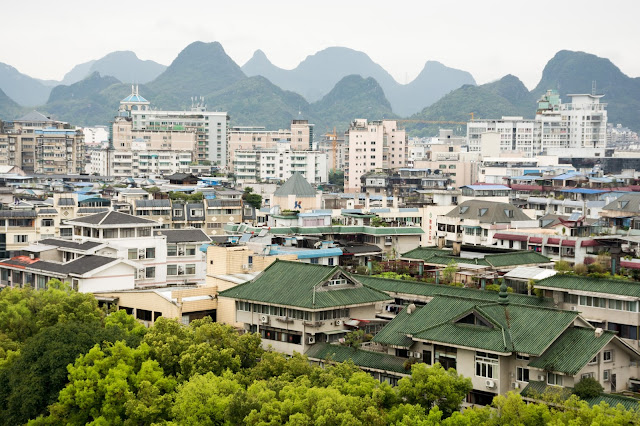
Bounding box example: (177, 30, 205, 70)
(0, 111, 84, 175)
(468, 90, 607, 157)
(227, 120, 314, 169)
(108, 143, 194, 177)
(112, 87, 229, 166)
(345, 119, 407, 192)
(233, 143, 328, 184)
(413, 144, 480, 188)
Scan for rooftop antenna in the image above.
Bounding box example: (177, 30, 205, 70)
(592, 80, 597, 96)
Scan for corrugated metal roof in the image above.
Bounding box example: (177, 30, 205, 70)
(305, 343, 408, 374)
(521, 381, 640, 410)
(536, 274, 640, 298)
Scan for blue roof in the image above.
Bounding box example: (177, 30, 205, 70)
(121, 94, 148, 103)
(268, 247, 343, 259)
(509, 175, 540, 180)
(462, 185, 511, 191)
(552, 172, 583, 180)
(560, 188, 607, 194)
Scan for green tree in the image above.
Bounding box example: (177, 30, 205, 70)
(242, 187, 262, 209)
(397, 362, 472, 418)
(442, 260, 458, 284)
(554, 260, 572, 272)
(0, 321, 131, 425)
(329, 170, 345, 191)
(574, 376, 604, 399)
(38, 342, 176, 425)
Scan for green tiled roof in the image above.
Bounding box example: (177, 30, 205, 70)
(401, 247, 452, 260)
(372, 306, 436, 348)
(400, 249, 551, 269)
(529, 327, 616, 375)
(536, 274, 640, 298)
(373, 295, 577, 355)
(218, 260, 392, 310)
(305, 342, 408, 374)
(274, 172, 318, 197)
(357, 275, 554, 307)
(227, 224, 424, 236)
(522, 381, 640, 411)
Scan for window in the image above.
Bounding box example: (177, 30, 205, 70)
(248, 256, 253, 265)
(564, 293, 579, 304)
(516, 367, 530, 382)
(146, 267, 155, 278)
(185, 246, 196, 256)
(310, 258, 319, 264)
(516, 353, 530, 361)
(185, 264, 196, 275)
(13, 235, 28, 243)
(41, 219, 54, 227)
(475, 351, 498, 379)
(138, 228, 151, 237)
(128, 249, 137, 260)
(478, 208, 488, 217)
(329, 278, 347, 286)
(547, 372, 563, 386)
(146, 248, 155, 259)
(103, 229, 117, 238)
(588, 355, 598, 364)
(121, 228, 135, 238)
(603, 369, 611, 381)
(173, 209, 183, 217)
(604, 350, 613, 362)
(167, 245, 177, 256)
(328, 258, 334, 266)
(167, 265, 177, 276)
(581, 373, 594, 380)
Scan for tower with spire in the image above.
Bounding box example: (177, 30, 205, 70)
(118, 84, 150, 118)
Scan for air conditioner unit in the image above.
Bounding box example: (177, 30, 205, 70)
(139, 254, 145, 259)
(138, 248, 146, 255)
(335, 319, 343, 326)
(178, 266, 185, 274)
(137, 269, 145, 279)
(259, 315, 269, 324)
(414, 351, 422, 359)
(308, 336, 316, 344)
(178, 249, 185, 256)
(485, 379, 496, 389)
(538, 374, 545, 381)
(511, 382, 520, 389)
(570, 306, 577, 311)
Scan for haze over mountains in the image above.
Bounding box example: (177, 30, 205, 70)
(0, 42, 639, 135)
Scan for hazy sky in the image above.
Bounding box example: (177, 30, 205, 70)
(2, 0, 638, 89)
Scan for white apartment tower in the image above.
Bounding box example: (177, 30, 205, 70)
(467, 90, 607, 156)
(345, 119, 407, 192)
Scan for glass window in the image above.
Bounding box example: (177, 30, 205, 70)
(547, 373, 563, 386)
(146, 248, 155, 259)
(128, 249, 137, 260)
(475, 352, 498, 379)
(186, 246, 196, 256)
(516, 367, 530, 382)
(604, 350, 613, 362)
(146, 267, 155, 278)
(185, 264, 196, 275)
(167, 265, 177, 276)
(167, 245, 177, 256)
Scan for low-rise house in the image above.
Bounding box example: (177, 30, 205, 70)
(372, 285, 640, 404)
(218, 260, 393, 355)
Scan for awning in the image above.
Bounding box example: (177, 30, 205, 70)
(561, 240, 576, 247)
(547, 238, 560, 245)
(345, 319, 360, 327)
(493, 233, 528, 242)
(621, 260, 640, 270)
(581, 239, 599, 247)
(529, 237, 543, 244)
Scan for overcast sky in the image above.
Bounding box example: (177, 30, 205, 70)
(2, 0, 638, 89)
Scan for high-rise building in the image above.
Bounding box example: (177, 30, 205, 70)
(467, 90, 608, 157)
(0, 111, 84, 175)
(227, 120, 314, 169)
(345, 119, 407, 192)
(112, 87, 229, 166)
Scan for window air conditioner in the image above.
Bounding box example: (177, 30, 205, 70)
(259, 315, 269, 324)
(308, 336, 316, 344)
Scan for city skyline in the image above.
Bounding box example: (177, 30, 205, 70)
(1, 0, 638, 89)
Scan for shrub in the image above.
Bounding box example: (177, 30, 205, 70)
(554, 260, 572, 272)
(573, 263, 588, 275)
(574, 377, 603, 399)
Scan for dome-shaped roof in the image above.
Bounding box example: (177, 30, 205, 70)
(120, 85, 149, 104)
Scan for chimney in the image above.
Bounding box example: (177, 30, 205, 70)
(595, 327, 604, 338)
(406, 303, 416, 315)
